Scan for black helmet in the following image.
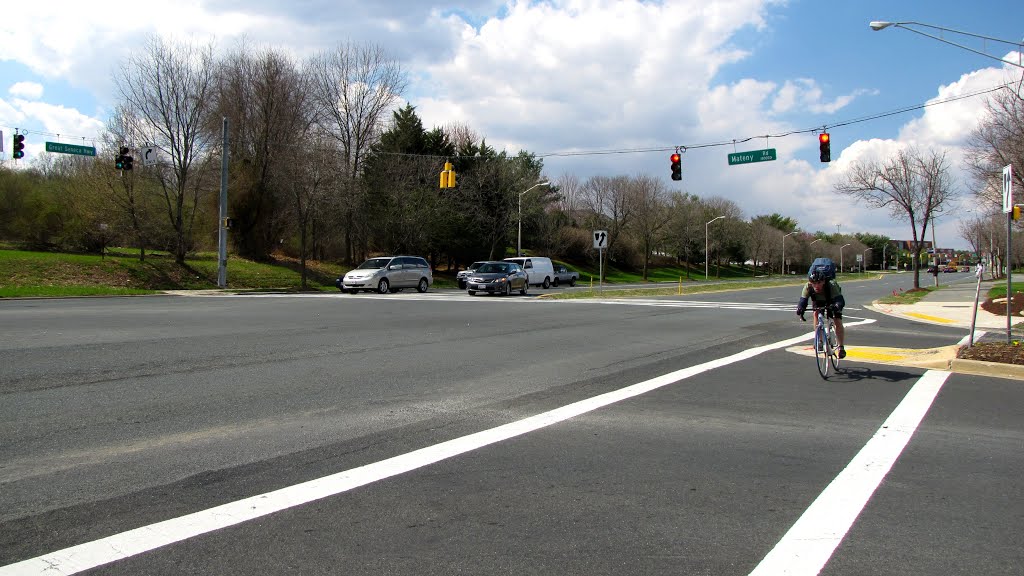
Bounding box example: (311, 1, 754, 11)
(809, 270, 823, 282)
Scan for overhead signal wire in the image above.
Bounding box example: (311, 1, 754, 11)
(4, 79, 1018, 161)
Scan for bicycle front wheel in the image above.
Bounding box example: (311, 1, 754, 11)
(827, 319, 840, 371)
(815, 323, 830, 378)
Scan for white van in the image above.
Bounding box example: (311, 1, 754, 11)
(504, 256, 555, 289)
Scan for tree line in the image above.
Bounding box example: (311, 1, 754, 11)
(1, 35, 1021, 288)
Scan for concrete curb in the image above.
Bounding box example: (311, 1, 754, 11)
(868, 300, 1024, 380)
(948, 358, 1024, 381)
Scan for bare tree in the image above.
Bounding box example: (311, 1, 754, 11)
(833, 147, 957, 288)
(553, 172, 585, 217)
(307, 42, 407, 263)
(92, 125, 166, 261)
(959, 211, 1008, 278)
(114, 35, 218, 264)
(443, 121, 480, 152)
(748, 216, 780, 277)
(582, 175, 634, 278)
(965, 86, 1024, 210)
(703, 196, 743, 278)
(215, 42, 310, 261)
(630, 175, 672, 280)
(665, 192, 704, 280)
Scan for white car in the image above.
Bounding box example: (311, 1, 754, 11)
(457, 261, 487, 289)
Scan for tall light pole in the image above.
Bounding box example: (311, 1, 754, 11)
(869, 21, 1024, 69)
(518, 181, 549, 257)
(840, 243, 851, 274)
(782, 231, 796, 276)
(705, 215, 725, 281)
(862, 248, 872, 273)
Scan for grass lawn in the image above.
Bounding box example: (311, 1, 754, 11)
(1, 247, 880, 299)
(0, 248, 349, 298)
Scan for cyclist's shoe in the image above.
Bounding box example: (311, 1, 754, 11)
(838, 346, 847, 359)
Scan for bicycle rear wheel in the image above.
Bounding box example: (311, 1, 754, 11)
(815, 322, 830, 378)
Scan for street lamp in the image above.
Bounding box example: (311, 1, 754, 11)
(782, 232, 796, 276)
(869, 21, 1024, 69)
(705, 215, 725, 281)
(518, 181, 549, 257)
(862, 248, 872, 273)
(840, 243, 851, 273)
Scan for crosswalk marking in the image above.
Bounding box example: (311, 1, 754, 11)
(221, 291, 818, 312)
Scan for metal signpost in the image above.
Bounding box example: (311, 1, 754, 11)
(1003, 164, 1013, 342)
(593, 230, 607, 290)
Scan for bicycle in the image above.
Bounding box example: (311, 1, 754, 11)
(802, 305, 840, 378)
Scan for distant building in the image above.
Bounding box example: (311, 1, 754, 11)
(891, 240, 933, 251)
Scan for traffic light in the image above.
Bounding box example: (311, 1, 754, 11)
(123, 153, 134, 171)
(440, 161, 456, 189)
(670, 153, 682, 181)
(819, 133, 831, 163)
(1014, 205, 1021, 221)
(12, 134, 25, 159)
(115, 146, 128, 170)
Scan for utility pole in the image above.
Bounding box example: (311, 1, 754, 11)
(217, 118, 229, 288)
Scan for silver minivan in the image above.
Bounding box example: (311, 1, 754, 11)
(338, 256, 433, 294)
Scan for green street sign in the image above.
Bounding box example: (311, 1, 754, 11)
(727, 148, 777, 166)
(45, 142, 97, 157)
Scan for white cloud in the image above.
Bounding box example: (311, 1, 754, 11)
(416, 0, 771, 153)
(17, 101, 106, 141)
(898, 66, 1017, 147)
(9, 82, 44, 100)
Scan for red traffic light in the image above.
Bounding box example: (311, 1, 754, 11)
(670, 153, 682, 181)
(818, 132, 831, 163)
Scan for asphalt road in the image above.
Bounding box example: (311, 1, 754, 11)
(0, 272, 1020, 575)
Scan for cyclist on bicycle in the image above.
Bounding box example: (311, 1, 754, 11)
(797, 270, 847, 358)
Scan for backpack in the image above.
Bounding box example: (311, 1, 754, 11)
(808, 257, 836, 280)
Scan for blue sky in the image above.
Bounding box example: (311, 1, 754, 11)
(2, 0, 1023, 250)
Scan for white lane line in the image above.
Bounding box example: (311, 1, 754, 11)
(1, 320, 876, 575)
(748, 331, 980, 576)
(595, 299, 794, 311)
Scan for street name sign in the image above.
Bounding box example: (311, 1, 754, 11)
(728, 148, 776, 166)
(45, 142, 96, 157)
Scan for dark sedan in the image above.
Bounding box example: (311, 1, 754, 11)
(466, 262, 529, 296)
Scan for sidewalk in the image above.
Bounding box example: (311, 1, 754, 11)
(870, 277, 1011, 330)
(866, 277, 1024, 380)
